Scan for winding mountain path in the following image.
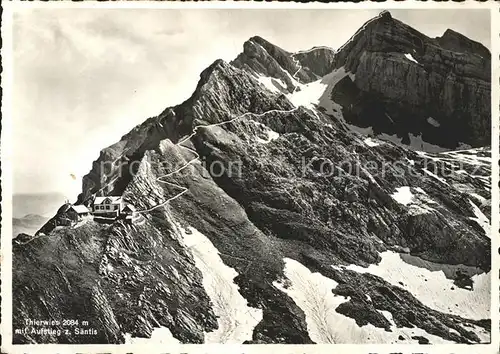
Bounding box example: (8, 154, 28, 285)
(135, 107, 299, 214)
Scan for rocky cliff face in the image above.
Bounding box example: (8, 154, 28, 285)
(14, 11, 491, 345)
(231, 36, 336, 90)
(327, 10, 490, 150)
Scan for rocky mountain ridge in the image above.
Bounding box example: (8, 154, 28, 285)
(331, 11, 490, 150)
(14, 11, 491, 345)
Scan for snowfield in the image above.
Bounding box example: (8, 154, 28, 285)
(255, 66, 354, 116)
(345, 251, 490, 321)
(179, 225, 263, 343)
(286, 79, 328, 109)
(256, 75, 286, 94)
(274, 258, 455, 344)
(255, 65, 357, 120)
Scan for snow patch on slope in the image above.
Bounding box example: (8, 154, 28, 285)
(468, 192, 487, 205)
(442, 149, 491, 167)
(427, 117, 441, 127)
(364, 137, 381, 147)
(391, 187, 413, 205)
(125, 327, 180, 345)
(256, 130, 280, 144)
(422, 168, 448, 185)
(459, 323, 491, 343)
(274, 258, 454, 344)
(179, 225, 262, 343)
(404, 53, 419, 64)
(414, 187, 426, 195)
(252, 121, 280, 144)
(411, 134, 446, 152)
(345, 251, 490, 321)
(318, 67, 355, 116)
(391, 186, 435, 215)
(350, 125, 374, 136)
(377, 132, 448, 153)
(468, 199, 490, 238)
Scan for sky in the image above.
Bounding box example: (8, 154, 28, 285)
(12, 8, 491, 199)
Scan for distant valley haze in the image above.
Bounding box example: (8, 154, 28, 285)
(12, 192, 66, 237)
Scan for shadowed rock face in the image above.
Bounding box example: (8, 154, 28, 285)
(14, 11, 491, 345)
(327, 11, 490, 149)
(232, 37, 337, 91)
(293, 47, 337, 78)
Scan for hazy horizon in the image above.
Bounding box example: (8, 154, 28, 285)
(13, 8, 491, 198)
(13, 192, 66, 219)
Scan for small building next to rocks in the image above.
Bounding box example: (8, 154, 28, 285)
(91, 196, 137, 222)
(67, 205, 91, 222)
(92, 196, 124, 218)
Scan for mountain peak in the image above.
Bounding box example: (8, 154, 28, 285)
(196, 59, 232, 88)
(239, 35, 291, 60)
(246, 35, 279, 51)
(379, 10, 392, 20)
(442, 28, 461, 37)
(233, 35, 322, 90)
(200, 59, 230, 77)
(437, 28, 490, 58)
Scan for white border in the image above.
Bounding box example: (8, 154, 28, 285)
(1, 2, 498, 354)
(2, 2, 15, 352)
(490, 5, 500, 354)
